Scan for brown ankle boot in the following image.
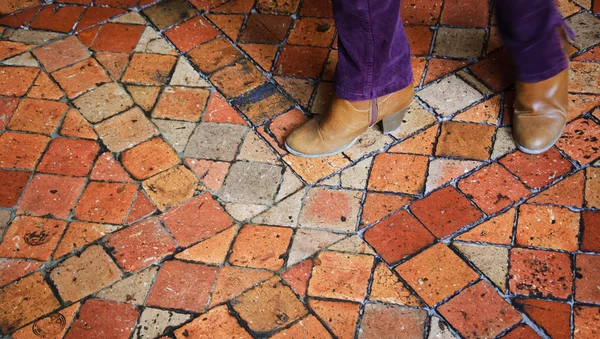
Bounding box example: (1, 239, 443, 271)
(285, 85, 414, 158)
(512, 69, 568, 154)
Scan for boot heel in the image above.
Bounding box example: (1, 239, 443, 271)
(382, 107, 409, 134)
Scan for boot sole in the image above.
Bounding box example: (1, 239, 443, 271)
(514, 127, 564, 155)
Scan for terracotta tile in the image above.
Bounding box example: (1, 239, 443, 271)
(160, 192, 232, 246)
(440, 0, 489, 26)
(0, 258, 42, 288)
(7, 98, 68, 135)
(287, 18, 335, 47)
(267, 108, 308, 150)
(454, 95, 501, 125)
(276, 45, 329, 78)
(165, 17, 219, 52)
(310, 82, 335, 114)
(95, 107, 158, 152)
(299, 187, 361, 232)
(142, 165, 199, 211)
(77, 26, 101, 47)
(308, 251, 374, 302)
(574, 305, 600, 339)
(90, 152, 133, 182)
(143, 0, 195, 30)
(0, 132, 49, 170)
(438, 281, 521, 339)
(423, 58, 468, 84)
(50, 245, 122, 302)
(64, 299, 138, 339)
(410, 186, 482, 238)
(359, 303, 427, 339)
(233, 276, 307, 334)
(299, 0, 332, 17)
(424, 158, 481, 193)
(0, 216, 67, 261)
(285, 229, 345, 266)
(395, 243, 478, 306)
(509, 248, 572, 299)
(401, 0, 442, 25)
(37, 138, 99, 177)
(174, 307, 251, 338)
(126, 85, 161, 111)
(120, 137, 179, 180)
(435, 121, 495, 161)
(0, 6, 38, 26)
(207, 14, 244, 41)
(32, 37, 89, 73)
(146, 260, 217, 312)
(232, 84, 294, 124)
(283, 153, 350, 184)
(458, 163, 531, 214)
(95, 51, 129, 79)
(514, 298, 571, 339)
(309, 299, 359, 339)
(16, 174, 86, 219)
(0, 66, 38, 97)
(281, 259, 313, 297)
(556, 118, 600, 165)
(0, 272, 60, 334)
(586, 167, 600, 208)
(175, 226, 234, 264)
(369, 262, 423, 306)
(501, 324, 543, 339)
(581, 211, 600, 252)
(59, 108, 97, 140)
(469, 49, 515, 91)
(0, 97, 19, 130)
(404, 26, 434, 56)
(500, 149, 574, 189)
(76, 7, 125, 31)
(456, 208, 515, 245)
(0, 169, 29, 208)
(256, 0, 300, 14)
(241, 43, 279, 71)
(201, 92, 244, 124)
(75, 181, 137, 224)
(418, 75, 483, 117)
(184, 159, 229, 192)
(186, 37, 243, 74)
(360, 193, 413, 227)
(210, 60, 266, 98)
(152, 86, 210, 121)
(229, 225, 293, 270)
(73, 82, 134, 123)
(210, 266, 273, 306)
(239, 13, 291, 44)
(411, 56, 427, 86)
(30, 5, 84, 32)
(125, 191, 157, 223)
(516, 204, 580, 251)
(364, 210, 434, 264)
(368, 153, 429, 194)
(271, 315, 331, 339)
(0, 42, 34, 64)
(12, 301, 79, 339)
(96, 0, 138, 7)
(54, 222, 120, 259)
(122, 53, 177, 85)
(575, 254, 600, 303)
(52, 58, 111, 98)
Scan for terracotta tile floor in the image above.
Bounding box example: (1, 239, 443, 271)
(0, 0, 599, 338)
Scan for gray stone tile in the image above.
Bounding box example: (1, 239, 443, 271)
(237, 131, 279, 165)
(417, 75, 483, 117)
(96, 266, 158, 305)
(132, 307, 192, 339)
(170, 57, 210, 87)
(390, 101, 438, 139)
(184, 122, 247, 161)
(220, 161, 283, 205)
(434, 27, 485, 59)
(286, 229, 345, 266)
(491, 126, 516, 159)
(565, 12, 600, 50)
(74, 83, 134, 123)
(153, 119, 196, 153)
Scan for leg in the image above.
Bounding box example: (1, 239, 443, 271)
(332, 0, 413, 100)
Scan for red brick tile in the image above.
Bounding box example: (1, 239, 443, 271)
(587, 167, 600, 208)
(228, 225, 293, 270)
(514, 298, 571, 339)
(202, 92, 246, 124)
(458, 163, 531, 214)
(122, 53, 177, 85)
(256, 0, 300, 14)
(106, 217, 176, 272)
(516, 204, 580, 251)
(29, 73, 64, 101)
(275, 45, 329, 78)
(410, 186, 482, 238)
(146, 260, 218, 312)
(90, 152, 133, 182)
(0, 272, 60, 334)
(576, 254, 600, 303)
(440, 0, 490, 27)
(567, 94, 600, 122)
(126, 85, 161, 111)
(455, 208, 516, 245)
(59, 108, 97, 140)
(206, 14, 244, 41)
(287, 18, 335, 47)
(412, 56, 427, 86)
(529, 171, 584, 207)
(423, 58, 468, 84)
(0, 216, 67, 261)
(271, 315, 331, 339)
(16, 174, 86, 219)
(165, 17, 220, 52)
(581, 211, 600, 252)
(574, 305, 600, 339)
(185, 158, 230, 192)
(454, 95, 502, 124)
(401, 0, 442, 25)
(210, 60, 266, 98)
(500, 149, 573, 189)
(556, 118, 600, 165)
(160, 192, 233, 246)
(509, 248, 572, 299)
(76, 7, 125, 32)
(121, 137, 180, 180)
(0, 41, 32, 61)
(435, 121, 496, 161)
(142, 165, 199, 211)
(152, 86, 210, 121)
(368, 153, 429, 195)
(275, 76, 315, 107)
(125, 191, 157, 224)
(0, 66, 38, 97)
(33, 36, 90, 73)
(53, 221, 120, 259)
(77, 26, 101, 47)
(176, 226, 236, 265)
(0, 132, 49, 170)
(0, 258, 42, 288)
(266, 108, 308, 151)
(37, 138, 99, 177)
(404, 26, 434, 56)
(142, 0, 196, 30)
(233, 85, 294, 124)
(52, 58, 111, 98)
(309, 299, 359, 339)
(501, 324, 543, 339)
(7, 98, 68, 135)
(370, 261, 423, 306)
(360, 193, 414, 227)
(438, 281, 522, 339)
(75, 182, 138, 224)
(49, 245, 122, 302)
(0, 169, 29, 208)
(65, 299, 138, 339)
(308, 251, 374, 302)
(30, 5, 85, 32)
(95, 51, 130, 79)
(94, 107, 157, 152)
(283, 153, 350, 184)
(359, 303, 427, 339)
(395, 243, 478, 306)
(173, 305, 251, 338)
(281, 259, 313, 298)
(364, 210, 435, 264)
(188, 0, 228, 10)
(469, 49, 515, 91)
(91, 23, 145, 53)
(0, 6, 39, 27)
(299, 0, 333, 18)
(209, 266, 273, 306)
(299, 187, 362, 232)
(186, 37, 244, 74)
(0, 97, 19, 130)
(239, 13, 292, 44)
(95, 0, 139, 7)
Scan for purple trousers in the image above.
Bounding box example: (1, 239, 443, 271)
(333, 0, 570, 101)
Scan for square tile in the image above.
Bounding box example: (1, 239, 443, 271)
(417, 75, 483, 116)
(410, 186, 483, 238)
(52, 58, 111, 98)
(433, 27, 485, 58)
(360, 193, 414, 226)
(0, 169, 29, 208)
(165, 17, 219, 52)
(142, 165, 199, 211)
(509, 248, 573, 299)
(358, 303, 427, 339)
(172, 305, 251, 338)
(435, 121, 495, 161)
(256, 0, 300, 14)
(221, 162, 283, 205)
(576, 254, 600, 303)
(401, 0, 442, 25)
(106, 217, 177, 272)
(298, 187, 362, 232)
(73, 82, 134, 123)
(586, 167, 600, 208)
(232, 83, 294, 124)
(440, 0, 489, 27)
(395, 243, 479, 306)
(186, 37, 243, 74)
(239, 13, 292, 44)
(0, 132, 49, 170)
(299, 0, 333, 18)
(275, 45, 329, 78)
(142, 0, 196, 30)
(146, 260, 218, 312)
(364, 210, 435, 264)
(122, 53, 177, 85)
(228, 225, 293, 270)
(581, 211, 600, 252)
(16, 174, 86, 219)
(121, 137, 180, 180)
(515, 204, 580, 251)
(565, 12, 600, 50)
(59, 108, 98, 140)
(287, 18, 335, 47)
(37, 138, 99, 177)
(424, 158, 481, 193)
(570, 62, 600, 94)
(574, 305, 600, 339)
(95, 107, 158, 152)
(30, 5, 84, 32)
(74, 181, 138, 223)
(500, 148, 574, 188)
(152, 86, 210, 121)
(184, 122, 247, 161)
(368, 153, 429, 194)
(0, 66, 39, 97)
(7, 98, 69, 135)
(210, 60, 266, 98)
(64, 299, 139, 339)
(91, 23, 145, 53)
(514, 298, 571, 339)
(0, 216, 67, 261)
(308, 299, 360, 339)
(469, 49, 515, 91)
(556, 118, 600, 165)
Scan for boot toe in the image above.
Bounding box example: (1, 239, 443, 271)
(513, 118, 566, 154)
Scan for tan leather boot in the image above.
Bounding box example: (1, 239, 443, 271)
(512, 69, 568, 154)
(285, 85, 414, 158)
